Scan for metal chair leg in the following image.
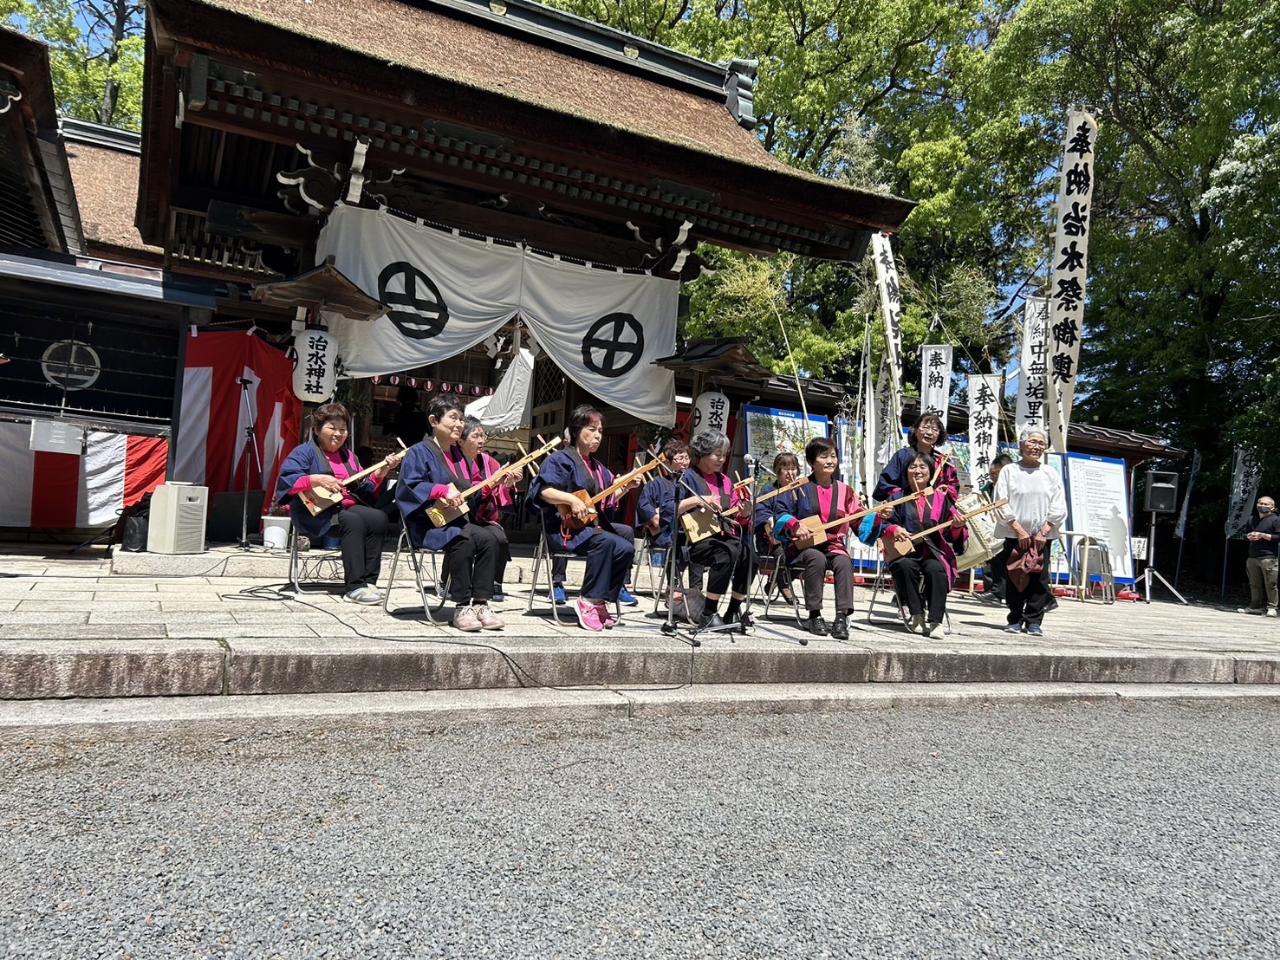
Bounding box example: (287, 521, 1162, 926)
(382, 528, 406, 614)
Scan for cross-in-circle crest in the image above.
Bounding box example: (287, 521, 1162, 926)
(582, 313, 644, 378)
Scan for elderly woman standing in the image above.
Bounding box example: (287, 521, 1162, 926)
(874, 412, 960, 502)
(275, 402, 403, 604)
(992, 428, 1068, 637)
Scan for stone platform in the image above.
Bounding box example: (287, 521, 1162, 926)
(0, 545, 1276, 700)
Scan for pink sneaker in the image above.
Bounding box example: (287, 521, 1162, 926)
(474, 603, 504, 631)
(601, 603, 618, 629)
(573, 598, 606, 632)
(451, 606, 483, 632)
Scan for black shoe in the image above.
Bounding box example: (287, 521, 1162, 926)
(807, 614, 829, 637)
(831, 614, 849, 640)
(727, 609, 754, 630)
(699, 611, 725, 630)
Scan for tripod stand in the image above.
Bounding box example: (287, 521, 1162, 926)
(235, 376, 265, 550)
(1138, 509, 1188, 605)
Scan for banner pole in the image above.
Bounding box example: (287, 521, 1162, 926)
(1220, 538, 1229, 599)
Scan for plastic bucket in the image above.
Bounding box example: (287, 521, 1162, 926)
(261, 515, 291, 551)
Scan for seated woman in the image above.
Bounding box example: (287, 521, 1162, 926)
(874, 412, 960, 502)
(528, 405, 638, 632)
(275, 402, 403, 605)
(676, 429, 754, 629)
(768, 438, 865, 639)
(396, 395, 508, 632)
(636, 439, 689, 552)
(879, 452, 969, 636)
(753, 452, 801, 604)
(457, 416, 518, 601)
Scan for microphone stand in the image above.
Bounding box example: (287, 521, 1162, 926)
(236, 377, 264, 551)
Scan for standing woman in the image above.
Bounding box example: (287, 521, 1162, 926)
(874, 412, 960, 502)
(879, 453, 969, 635)
(677, 429, 754, 629)
(276, 402, 403, 604)
(396, 395, 506, 632)
(529, 405, 637, 632)
(458, 416, 518, 601)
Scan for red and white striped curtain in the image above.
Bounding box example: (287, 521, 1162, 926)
(0, 423, 168, 528)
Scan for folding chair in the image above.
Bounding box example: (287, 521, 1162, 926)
(527, 529, 622, 626)
(633, 536, 670, 614)
(381, 526, 447, 621)
(286, 525, 344, 593)
(751, 546, 804, 627)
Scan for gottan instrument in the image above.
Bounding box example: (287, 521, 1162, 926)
(427, 436, 562, 527)
(881, 498, 1008, 562)
(954, 492, 1002, 572)
(794, 486, 928, 549)
(299, 439, 407, 517)
(558, 453, 668, 532)
(681, 476, 810, 544)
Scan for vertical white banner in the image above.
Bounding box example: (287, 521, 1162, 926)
(859, 356, 878, 500)
(1046, 109, 1099, 450)
(1016, 297, 1050, 439)
(920, 344, 953, 429)
(967, 375, 1002, 483)
(1225, 448, 1262, 538)
(871, 233, 904, 444)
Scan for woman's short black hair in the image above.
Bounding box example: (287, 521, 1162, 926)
(991, 453, 1014, 469)
(661, 438, 689, 460)
(461, 416, 486, 441)
(311, 402, 349, 435)
(804, 436, 837, 465)
(906, 452, 934, 474)
(426, 393, 465, 424)
(908, 413, 945, 450)
(568, 404, 604, 443)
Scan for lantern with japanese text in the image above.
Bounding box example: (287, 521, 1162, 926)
(291, 327, 338, 403)
(690, 390, 730, 434)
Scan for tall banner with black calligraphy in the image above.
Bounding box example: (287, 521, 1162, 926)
(920, 345, 953, 429)
(871, 233, 904, 448)
(1016, 297, 1050, 438)
(1225, 448, 1262, 538)
(1046, 109, 1098, 450)
(967, 375, 1002, 485)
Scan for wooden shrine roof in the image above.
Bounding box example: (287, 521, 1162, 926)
(64, 135, 160, 260)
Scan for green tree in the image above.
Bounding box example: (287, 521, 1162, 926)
(4, 0, 145, 129)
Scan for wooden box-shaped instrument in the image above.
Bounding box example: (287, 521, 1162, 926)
(558, 454, 666, 532)
(427, 436, 562, 527)
(681, 477, 809, 544)
(954, 492, 1002, 572)
(881, 498, 1007, 562)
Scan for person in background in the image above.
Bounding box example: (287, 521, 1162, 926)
(991, 429, 1068, 637)
(1238, 495, 1279, 618)
(529, 405, 640, 632)
(754, 452, 802, 607)
(979, 452, 1015, 603)
(276, 403, 403, 604)
(458, 417, 518, 602)
(874, 412, 960, 502)
(396, 395, 507, 632)
(637, 439, 689, 551)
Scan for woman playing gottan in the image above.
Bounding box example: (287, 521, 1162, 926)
(275, 402, 403, 605)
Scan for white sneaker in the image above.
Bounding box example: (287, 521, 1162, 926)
(1238, 607, 1265, 615)
(1268, 609, 1278, 619)
(342, 586, 380, 605)
(909, 614, 924, 634)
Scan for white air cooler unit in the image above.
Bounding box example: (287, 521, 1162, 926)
(146, 482, 208, 554)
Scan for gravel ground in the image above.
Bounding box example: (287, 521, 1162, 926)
(1, 700, 1277, 959)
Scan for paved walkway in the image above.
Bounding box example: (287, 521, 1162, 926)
(1, 546, 1277, 698)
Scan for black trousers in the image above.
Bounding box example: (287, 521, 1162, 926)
(689, 535, 753, 596)
(336, 505, 390, 589)
(485, 522, 511, 589)
(982, 548, 1008, 600)
(889, 554, 949, 623)
(999, 538, 1053, 626)
(573, 527, 635, 603)
(444, 523, 503, 604)
(791, 546, 854, 614)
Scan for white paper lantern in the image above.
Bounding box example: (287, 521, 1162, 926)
(690, 390, 730, 434)
(292, 328, 338, 403)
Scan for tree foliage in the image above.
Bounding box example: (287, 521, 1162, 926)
(3, 0, 145, 129)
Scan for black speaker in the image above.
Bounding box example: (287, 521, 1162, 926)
(1144, 471, 1178, 513)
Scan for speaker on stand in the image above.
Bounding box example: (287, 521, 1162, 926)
(1139, 470, 1187, 604)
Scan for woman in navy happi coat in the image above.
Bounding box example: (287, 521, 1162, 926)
(275, 402, 402, 604)
(396, 395, 506, 632)
(636, 439, 689, 550)
(528, 405, 636, 631)
(874, 412, 960, 502)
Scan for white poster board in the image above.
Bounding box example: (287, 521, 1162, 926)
(1066, 453, 1135, 581)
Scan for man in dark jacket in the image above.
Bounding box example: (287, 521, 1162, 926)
(1239, 495, 1279, 618)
